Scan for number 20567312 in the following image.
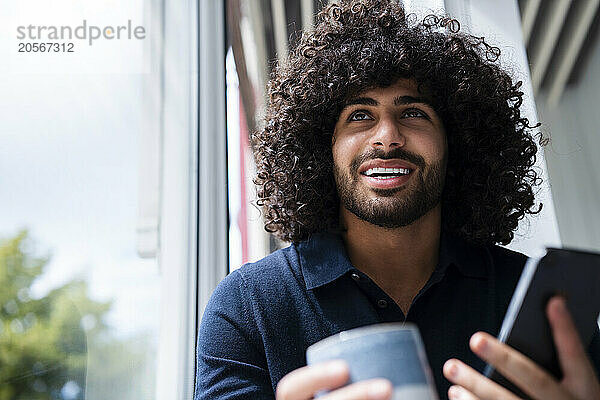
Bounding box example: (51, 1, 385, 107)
(18, 42, 74, 52)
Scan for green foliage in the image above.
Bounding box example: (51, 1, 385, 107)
(0, 231, 111, 400)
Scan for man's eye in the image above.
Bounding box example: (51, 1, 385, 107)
(349, 111, 372, 121)
(402, 109, 428, 119)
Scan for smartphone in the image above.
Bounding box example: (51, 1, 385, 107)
(484, 248, 600, 399)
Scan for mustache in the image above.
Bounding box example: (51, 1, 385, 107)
(350, 147, 426, 172)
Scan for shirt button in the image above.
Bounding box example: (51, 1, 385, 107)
(377, 299, 388, 308)
(350, 273, 361, 282)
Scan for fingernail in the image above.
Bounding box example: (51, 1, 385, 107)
(448, 385, 462, 399)
(327, 360, 347, 376)
(445, 360, 459, 378)
(554, 297, 567, 314)
(472, 333, 488, 355)
(449, 363, 459, 378)
(368, 380, 392, 400)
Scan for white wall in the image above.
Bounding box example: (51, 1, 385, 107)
(445, 0, 562, 256)
(537, 39, 600, 252)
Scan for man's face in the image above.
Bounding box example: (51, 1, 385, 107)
(332, 78, 448, 228)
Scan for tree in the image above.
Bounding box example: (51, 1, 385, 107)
(0, 231, 111, 400)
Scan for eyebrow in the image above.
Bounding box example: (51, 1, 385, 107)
(343, 95, 434, 109)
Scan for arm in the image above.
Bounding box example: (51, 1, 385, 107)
(442, 296, 600, 400)
(194, 270, 274, 400)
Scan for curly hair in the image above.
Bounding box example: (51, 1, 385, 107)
(252, 0, 544, 246)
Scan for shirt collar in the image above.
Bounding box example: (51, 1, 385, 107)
(297, 232, 355, 290)
(297, 230, 489, 290)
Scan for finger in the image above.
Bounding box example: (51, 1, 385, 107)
(321, 379, 393, 400)
(443, 358, 522, 400)
(547, 297, 592, 378)
(448, 385, 480, 400)
(276, 360, 349, 400)
(547, 296, 600, 398)
(469, 332, 570, 400)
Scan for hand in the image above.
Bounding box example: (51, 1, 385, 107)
(275, 360, 393, 400)
(443, 296, 600, 399)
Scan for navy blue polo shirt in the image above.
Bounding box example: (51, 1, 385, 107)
(195, 231, 600, 399)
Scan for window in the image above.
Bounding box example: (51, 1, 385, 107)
(1, 0, 209, 398)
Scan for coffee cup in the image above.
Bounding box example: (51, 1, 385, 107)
(306, 323, 439, 399)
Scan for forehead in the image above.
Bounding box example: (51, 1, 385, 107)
(342, 78, 435, 110)
(353, 78, 422, 100)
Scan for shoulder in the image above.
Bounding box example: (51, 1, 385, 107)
(443, 231, 527, 282)
(487, 244, 528, 277)
(199, 243, 311, 360)
(485, 243, 529, 301)
(234, 244, 305, 294)
(198, 245, 300, 347)
(203, 244, 305, 318)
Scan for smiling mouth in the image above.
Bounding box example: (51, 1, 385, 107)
(359, 167, 414, 190)
(360, 167, 412, 179)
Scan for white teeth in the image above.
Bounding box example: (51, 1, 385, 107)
(363, 167, 411, 176)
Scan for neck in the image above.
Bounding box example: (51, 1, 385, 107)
(340, 204, 442, 312)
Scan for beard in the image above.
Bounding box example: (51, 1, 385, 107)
(334, 147, 446, 229)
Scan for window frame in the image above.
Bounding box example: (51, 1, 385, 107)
(155, 0, 227, 399)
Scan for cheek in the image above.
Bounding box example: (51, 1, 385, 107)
(332, 134, 361, 166)
(414, 133, 446, 161)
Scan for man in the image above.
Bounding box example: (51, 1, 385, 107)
(195, 1, 600, 399)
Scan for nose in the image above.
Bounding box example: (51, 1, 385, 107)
(370, 117, 405, 151)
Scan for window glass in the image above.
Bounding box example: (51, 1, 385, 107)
(1, 1, 163, 399)
(226, 0, 323, 270)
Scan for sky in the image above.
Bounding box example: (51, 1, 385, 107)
(0, 0, 160, 340)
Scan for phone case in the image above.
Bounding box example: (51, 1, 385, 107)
(484, 248, 600, 399)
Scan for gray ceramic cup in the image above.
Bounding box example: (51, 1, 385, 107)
(306, 323, 439, 400)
